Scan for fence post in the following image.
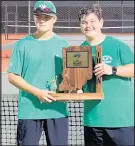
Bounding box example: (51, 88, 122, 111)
(28, 1, 31, 35)
(121, 1, 124, 33)
(15, 4, 18, 33)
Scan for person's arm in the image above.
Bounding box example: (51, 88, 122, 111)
(116, 64, 134, 77)
(94, 39, 134, 78)
(94, 63, 134, 78)
(7, 40, 56, 103)
(8, 73, 56, 102)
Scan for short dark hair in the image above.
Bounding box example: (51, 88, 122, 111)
(78, 4, 102, 21)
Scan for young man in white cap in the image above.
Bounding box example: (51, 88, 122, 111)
(8, 1, 69, 145)
(78, 4, 134, 146)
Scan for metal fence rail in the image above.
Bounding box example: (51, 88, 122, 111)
(1, 1, 134, 34)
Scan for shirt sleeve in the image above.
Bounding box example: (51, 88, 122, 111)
(119, 40, 134, 65)
(63, 40, 70, 48)
(7, 40, 25, 76)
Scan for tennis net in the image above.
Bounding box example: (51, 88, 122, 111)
(1, 94, 84, 145)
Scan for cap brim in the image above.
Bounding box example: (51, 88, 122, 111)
(33, 12, 56, 17)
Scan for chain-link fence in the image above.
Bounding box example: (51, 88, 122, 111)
(1, 1, 134, 37)
(1, 1, 134, 145)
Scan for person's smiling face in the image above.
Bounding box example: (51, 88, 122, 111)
(34, 14, 56, 33)
(80, 13, 103, 39)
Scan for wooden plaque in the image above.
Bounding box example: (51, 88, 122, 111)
(59, 46, 93, 91)
(51, 46, 104, 100)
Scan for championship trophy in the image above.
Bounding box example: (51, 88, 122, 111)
(50, 46, 104, 101)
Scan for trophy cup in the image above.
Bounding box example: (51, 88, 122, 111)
(50, 46, 104, 101)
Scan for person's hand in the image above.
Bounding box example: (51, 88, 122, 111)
(94, 63, 112, 78)
(35, 89, 56, 103)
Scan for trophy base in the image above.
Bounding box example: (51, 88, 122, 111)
(49, 93, 104, 101)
